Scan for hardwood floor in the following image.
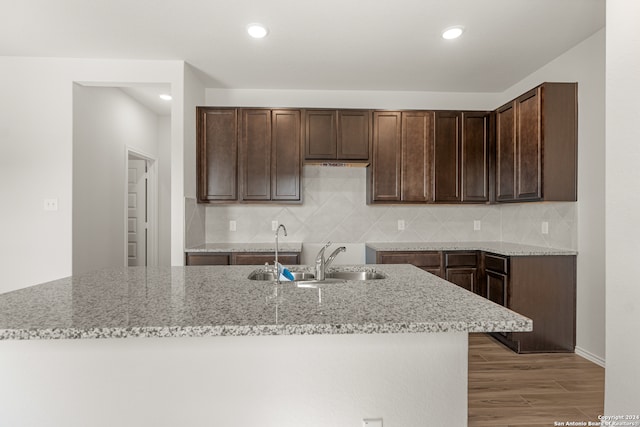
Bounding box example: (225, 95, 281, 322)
(468, 333, 604, 426)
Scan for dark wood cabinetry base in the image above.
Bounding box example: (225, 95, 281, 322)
(367, 247, 576, 353)
(186, 252, 300, 266)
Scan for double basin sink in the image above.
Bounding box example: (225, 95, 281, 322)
(248, 270, 385, 283)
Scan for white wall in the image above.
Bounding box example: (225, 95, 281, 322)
(72, 86, 163, 275)
(0, 57, 184, 293)
(497, 30, 606, 364)
(206, 88, 501, 111)
(605, 1, 640, 414)
(157, 115, 172, 267)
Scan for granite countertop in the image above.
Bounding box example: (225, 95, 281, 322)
(186, 242, 302, 253)
(0, 264, 531, 340)
(365, 241, 577, 256)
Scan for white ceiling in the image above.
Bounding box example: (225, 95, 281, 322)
(2, 0, 604, 93)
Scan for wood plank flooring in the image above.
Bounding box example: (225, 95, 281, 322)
(468, 333, 604, 426)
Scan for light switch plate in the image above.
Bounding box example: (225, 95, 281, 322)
(541, 221, 549, 234)
(363, 419, 383, 427)
(229, 220, 237, 231)
(272, 220, 278, 231)
(397, 220, 405, 231)
(473, 220, 481, 231)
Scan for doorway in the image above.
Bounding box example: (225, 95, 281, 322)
(126, 149, 158, 267)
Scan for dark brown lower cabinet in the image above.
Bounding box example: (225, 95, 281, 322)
(444, 251, 478, 293)
(486, 270, 507, 306)
(186, 252, 300, 266)
(185, 253, 231, 266)
(368, 248, 576, 353)
(232, 252, 300, 265)
(486, 254, 577, 354)
(367, 249, 442, 277)
(446, 268, 477, 293)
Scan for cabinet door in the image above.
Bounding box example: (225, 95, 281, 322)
(232, 252, 300, 265)
(461, 112, 490, 202)
(401, 111, 433, 202)
(337, 110, 370, 160)
(240, 109, 271, 200)
(377, 251, 443, 277)
(197, 108, 238, 202)
(305, 110, 336, 160)
(185, 253, 231, 266)
(516, 88, 542, 200)
(434, 111, 461, 202)
(446, 267, 477, 292)
(496, 102, 516, 201)
(271, 110, 301, 201)
(371, 112, 402, 201)
(486, 270, 507, 306)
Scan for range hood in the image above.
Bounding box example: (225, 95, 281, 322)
(304, 161, 369, 167)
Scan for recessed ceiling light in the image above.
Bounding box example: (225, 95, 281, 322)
(247, 23, 269, 39)
(159, 94, 172, 101)
(442, 26, 464, 40)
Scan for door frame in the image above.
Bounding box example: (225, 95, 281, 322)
(125, 147, 159, 267)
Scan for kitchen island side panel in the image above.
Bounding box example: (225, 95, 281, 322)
(0, 332, 468, 427)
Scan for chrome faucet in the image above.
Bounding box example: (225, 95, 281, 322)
(274, 224, 287, 284)
(315, 242, 346, 281)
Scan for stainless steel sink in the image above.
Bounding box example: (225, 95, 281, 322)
(324, 271, 386, 280)
(247, 269, 385, 282)
(247, 271, 316, 281)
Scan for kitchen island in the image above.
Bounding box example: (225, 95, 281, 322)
(0, 264, 531, 426)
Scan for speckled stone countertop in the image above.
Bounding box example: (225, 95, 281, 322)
(186, 242, 302, 253)
(366, 241, 577, 256)
(0, 265, 531, 340)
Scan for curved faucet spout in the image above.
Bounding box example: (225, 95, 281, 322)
(315, 243, 346, 281)
(325, 246, 346, 270)
(274, 224, 288, 284)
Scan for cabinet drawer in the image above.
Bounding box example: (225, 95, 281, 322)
(485, 253, 508, 274)
(232, 252, 300, 265)
(185, 253, 231, 266)
(378, 251, 441, 267)
(445, 252, 477, 267)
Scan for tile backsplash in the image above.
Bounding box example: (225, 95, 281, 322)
(195, 166, 576, 250)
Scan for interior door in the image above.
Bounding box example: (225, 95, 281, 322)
(127, 159, 147, 266)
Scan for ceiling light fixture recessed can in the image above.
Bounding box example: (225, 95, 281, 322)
(159, 94, 172, 101)
(442, 26, 464, 40)
(247, 23, 269, 39)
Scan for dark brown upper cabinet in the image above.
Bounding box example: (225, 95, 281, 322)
(433, 111, 490, 203)
(304, 109, 371, 161)
(462, 112, 491, 202)
(369, 111, 434, 203)
(240, 109, 301, 202)
(495, 82, 577, 202)
(197, 107, 301, 204)
(196, 108, 238, 203)
(434, 111, 461, 202)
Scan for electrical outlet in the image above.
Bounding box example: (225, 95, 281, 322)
(397, 220, 405, 231)
(229, 220, 237, 231)
(541, 221, 549, 234)
(363, 419, 383, 427)
(271, 220, 278, 231)
(473, 220, 481, 231)
(43, 198, 58, 211)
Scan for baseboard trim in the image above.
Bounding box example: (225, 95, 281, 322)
(575, 346, 606, 368)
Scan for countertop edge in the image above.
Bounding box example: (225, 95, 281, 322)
(364, 241, 577, 256)
(0, 319, 532, 340)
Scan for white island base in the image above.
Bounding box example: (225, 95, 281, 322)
(0, 332, 467, 426)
